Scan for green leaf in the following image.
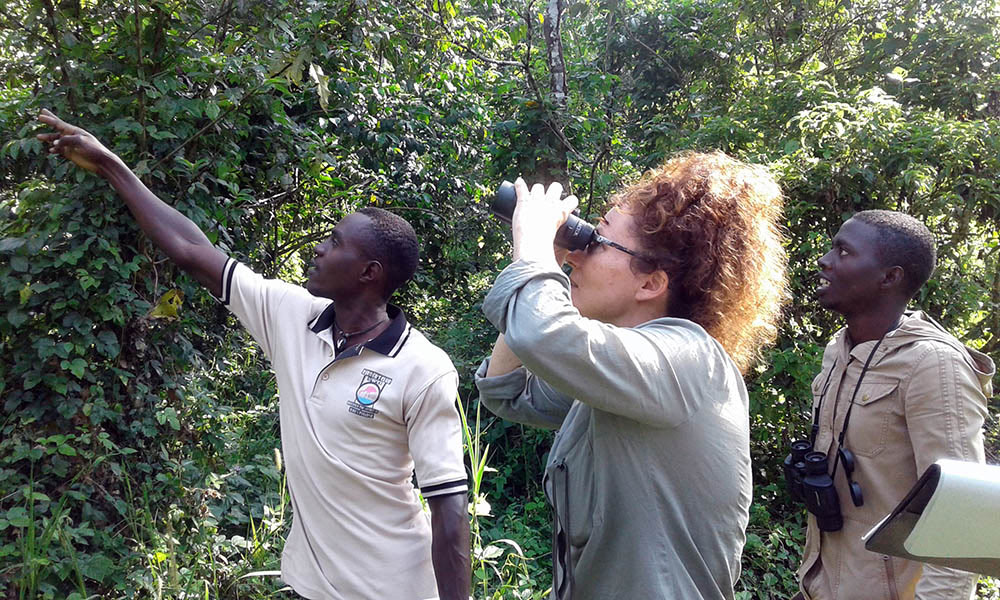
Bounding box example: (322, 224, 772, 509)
(149, 289, 183, 319)
(82, 554, 115, 583)
(96, 330, 120, 357)
(47, 376, 68, 395)
(23, 372, 42, 390)
(286, 48, 310, 84)
(157, 407, 180, 430)
(10, 255, 28, 272)
(78, 272, 98, 291)
(309, 63, 330, 111)
(6, 308, 28, 328)
(149, 129, 177, 140)
(57, 444, 77, 456)
(5, 507, 29, 528)
(0, 237, 26, 252)
(61, 358, 87, 378)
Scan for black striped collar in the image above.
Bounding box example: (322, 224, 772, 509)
(309, 303, 410, 358)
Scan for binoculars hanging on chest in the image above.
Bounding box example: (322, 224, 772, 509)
(783, 438, 865, 532)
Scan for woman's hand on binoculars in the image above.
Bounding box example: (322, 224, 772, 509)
(511, 177, 578, 266)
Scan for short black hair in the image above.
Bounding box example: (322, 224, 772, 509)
(852, 210, 936, 299)
(356, 206, 419, 298)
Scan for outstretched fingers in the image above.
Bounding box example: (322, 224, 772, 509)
(37, 109, 84, 136)
(33, 110, 109, 174)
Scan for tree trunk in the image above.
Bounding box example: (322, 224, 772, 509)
(537, 0, 568, 184)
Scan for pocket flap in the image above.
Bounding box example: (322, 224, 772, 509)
(855, 382, 898, 406)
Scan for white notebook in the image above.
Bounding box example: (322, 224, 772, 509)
(863, 459, 1000, 576)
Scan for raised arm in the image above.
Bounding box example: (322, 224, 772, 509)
(36, 109, 228, 297)
(485, 333, 522, 377)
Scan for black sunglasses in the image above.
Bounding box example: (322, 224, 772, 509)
(588, 233, 659, 264)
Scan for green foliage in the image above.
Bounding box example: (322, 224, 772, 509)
(737, 484, 807, 600)
(461, 395, 550, 599)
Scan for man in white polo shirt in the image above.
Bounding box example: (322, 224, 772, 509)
(37, 109, 471, 600)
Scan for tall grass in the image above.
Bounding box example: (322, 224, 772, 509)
(458, 394, 549, 600)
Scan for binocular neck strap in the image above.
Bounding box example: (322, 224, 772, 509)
(830, 331, 891, 479)
(810, 358, 840, 444)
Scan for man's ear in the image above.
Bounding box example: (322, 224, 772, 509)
(881, 265, 905, 291)
(636, 269, 669, 304)
(360, 260, 384, 284)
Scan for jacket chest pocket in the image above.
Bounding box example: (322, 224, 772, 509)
(845, 382, 900, 458)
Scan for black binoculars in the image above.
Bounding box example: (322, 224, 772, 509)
(491, 181, 597, 251)
(783, 439, 864, 532)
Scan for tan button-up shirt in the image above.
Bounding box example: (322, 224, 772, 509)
(798, 311, 994, 600)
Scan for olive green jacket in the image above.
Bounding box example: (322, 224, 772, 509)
(475, 258, 752, 600)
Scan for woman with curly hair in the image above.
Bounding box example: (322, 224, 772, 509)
(475, 151, 788, 600)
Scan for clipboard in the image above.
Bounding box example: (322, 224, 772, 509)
(863, 459, 1000, 577)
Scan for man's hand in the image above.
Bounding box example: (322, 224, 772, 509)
(36, 109, 122, 176)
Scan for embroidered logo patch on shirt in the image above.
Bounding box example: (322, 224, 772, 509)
(347, 369, 393, 419)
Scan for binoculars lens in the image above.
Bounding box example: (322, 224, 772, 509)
(782, 439, 814, 504)
(783, 443, 850, 531)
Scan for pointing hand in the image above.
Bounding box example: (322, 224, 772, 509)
(36, 109, 120, 175)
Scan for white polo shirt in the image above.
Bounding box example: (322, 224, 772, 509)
(217, 259, 468, 600)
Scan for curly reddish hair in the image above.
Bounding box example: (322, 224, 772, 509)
(614, 151, 788, 374)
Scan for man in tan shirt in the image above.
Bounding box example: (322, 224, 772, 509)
(796, 210, 994, 600)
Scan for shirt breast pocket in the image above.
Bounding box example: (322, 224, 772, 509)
(846, 381, 900, 458)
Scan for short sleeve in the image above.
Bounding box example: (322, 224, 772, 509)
(214, 258, 312, 360)
(405, 369, 468, 498)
